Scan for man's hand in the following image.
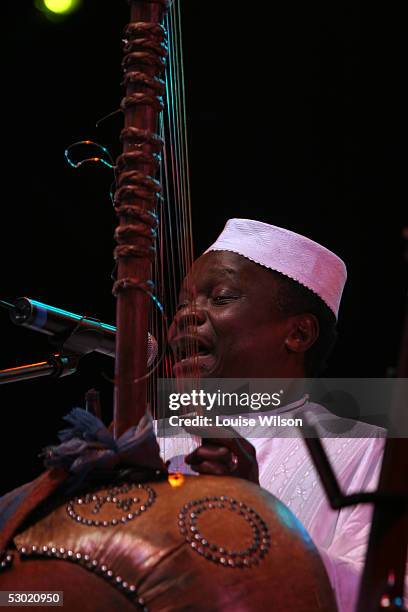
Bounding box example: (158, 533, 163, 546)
(183, 424, 259, 484)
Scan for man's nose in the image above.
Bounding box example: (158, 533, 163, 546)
(173, 302, 206, 330)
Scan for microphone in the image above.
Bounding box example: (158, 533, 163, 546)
(6, 297, 158, 366)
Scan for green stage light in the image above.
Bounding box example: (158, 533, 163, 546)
(41, 0, 81, 15)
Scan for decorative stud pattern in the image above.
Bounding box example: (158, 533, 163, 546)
(0, 551, 13, 571)
(178, 496, 270, 568)
(17, 545, 148, 610)
(66, 483, 156, 527)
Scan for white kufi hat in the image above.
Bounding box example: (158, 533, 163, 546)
(205, 218, 347, 319)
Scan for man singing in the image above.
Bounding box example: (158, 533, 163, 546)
(163, 218, 385, 612)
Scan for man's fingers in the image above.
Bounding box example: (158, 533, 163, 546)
(183, 423, 257, 458)
(201, 436, 256, 458)
(182, 422, 260, 484)
(189, 460, 229, 476)
(185, 445, 230, 465)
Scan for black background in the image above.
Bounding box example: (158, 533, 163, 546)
(1, 1, 406, 495)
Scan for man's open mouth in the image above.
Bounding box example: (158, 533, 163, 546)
(176, 346, 212, 360)
(171, 335, 215, 375)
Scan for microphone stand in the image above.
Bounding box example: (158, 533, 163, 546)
(0, 298, 79, 385)
(0, 353, 79, 385)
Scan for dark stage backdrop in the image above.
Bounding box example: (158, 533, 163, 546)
(1, 1, 406, 495)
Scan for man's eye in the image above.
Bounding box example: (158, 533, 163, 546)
(212, 295, 237, 304)
(176, 302, 188, 311)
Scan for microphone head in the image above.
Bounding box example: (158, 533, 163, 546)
(147, 333, 158, 366)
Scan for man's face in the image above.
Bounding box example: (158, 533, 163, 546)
(168, 251, 296, 378)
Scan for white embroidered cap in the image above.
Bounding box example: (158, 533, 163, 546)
(205, 218, 347, 319)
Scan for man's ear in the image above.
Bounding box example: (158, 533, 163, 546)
(285, 314, 319, 354)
